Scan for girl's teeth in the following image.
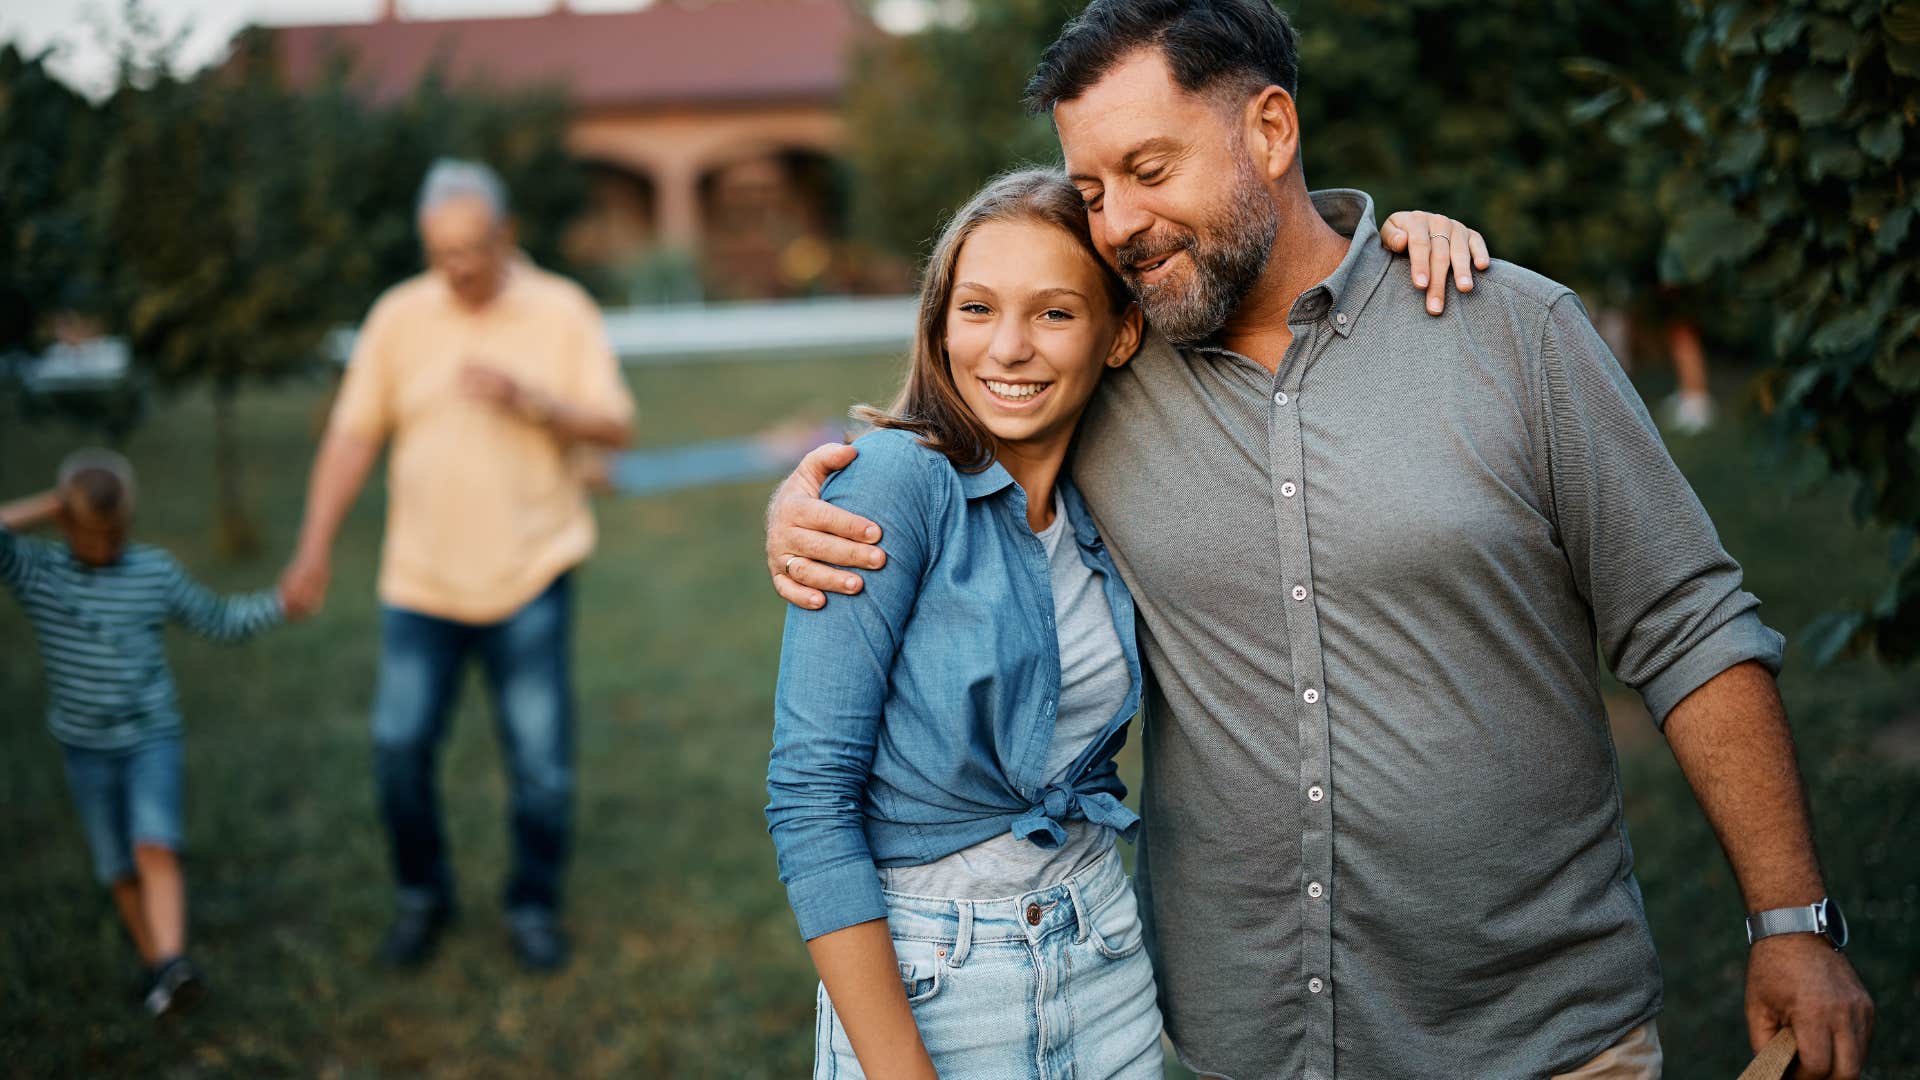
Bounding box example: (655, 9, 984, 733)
(986, 380, 1047, 400)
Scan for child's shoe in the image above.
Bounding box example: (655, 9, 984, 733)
(144, 956, 205, 1018)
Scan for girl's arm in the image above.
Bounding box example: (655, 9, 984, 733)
(765, 433, 946, 1076)
(808, 922, 939, 1079)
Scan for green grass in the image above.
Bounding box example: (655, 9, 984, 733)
(1, 362, 1915, 1077)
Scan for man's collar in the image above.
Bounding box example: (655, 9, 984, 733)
(1187, 188, 1391, 361)
(1294, 188, 1392, 339)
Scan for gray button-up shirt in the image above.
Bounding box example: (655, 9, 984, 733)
(1072, 189, 1784, 1079)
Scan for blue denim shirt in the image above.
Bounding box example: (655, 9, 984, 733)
(767, 428, 1144, 940)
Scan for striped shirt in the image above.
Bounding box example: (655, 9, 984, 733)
(1, 526, 283, 749)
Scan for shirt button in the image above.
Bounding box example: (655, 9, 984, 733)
(1273, 391, 1289, 406)
(1308, 784, 1324, 802)
(1308, 976, 1325, 994)
(1303, 688, 1320, 704)
(1335, 312, 1348, 325)
(1292, 585, 1309, 601)
(1308, 881, 1324, 899)
(1280, 481, 1298, 498)
(1025, 903, 1043, 926)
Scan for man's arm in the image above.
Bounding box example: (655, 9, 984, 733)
(280, 429, 381, 617)
(765, 443, 886, 609)
(1536, 294, 1873, 1079)
(1664, 663, 1872, 1080)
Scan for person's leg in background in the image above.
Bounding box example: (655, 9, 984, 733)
(123, 734, 201, 1016)
(371, 605, 470, 967)
(63, 745, 151, 962)
(478, 573, 575, 971)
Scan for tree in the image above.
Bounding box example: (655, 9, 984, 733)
(842, 0, 1066, 257)
(0, 46, 106, 354)
(1596, 0, 1920, 662)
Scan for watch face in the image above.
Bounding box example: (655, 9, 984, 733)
(1821, 898, 1850, 949)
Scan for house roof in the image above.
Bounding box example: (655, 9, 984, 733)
(267, 0, 863, 110)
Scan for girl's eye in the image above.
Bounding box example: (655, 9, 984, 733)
(957, 302, 991, 315)
(1040, 309, 1075, 322)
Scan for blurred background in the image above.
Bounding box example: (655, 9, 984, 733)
(1, 0, 1915, 1075)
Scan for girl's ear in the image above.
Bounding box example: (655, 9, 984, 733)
(1106, 303, 1145, 369)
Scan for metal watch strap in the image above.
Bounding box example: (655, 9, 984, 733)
(1747, 904, 1822, 944)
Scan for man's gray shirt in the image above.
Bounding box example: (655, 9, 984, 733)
(1072, 190, 1783, 1079)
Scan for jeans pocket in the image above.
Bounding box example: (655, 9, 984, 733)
(893, 937, 946, 1004)
(1087, 881, 1146, 961)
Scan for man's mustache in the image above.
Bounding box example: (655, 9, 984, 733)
(1116, 230, 1197, 278)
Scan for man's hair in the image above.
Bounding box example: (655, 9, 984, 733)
(1023, 0, 1299, 115)
(416, 158, 509, 222)
(57, 448, 137, 521)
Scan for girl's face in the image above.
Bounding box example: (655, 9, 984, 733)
(944, 218, 1141, 458)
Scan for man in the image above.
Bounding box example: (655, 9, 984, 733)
(765, 2, 1873, 1076)
(281, 160, 635, 972)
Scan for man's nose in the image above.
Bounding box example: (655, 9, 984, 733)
(1100, 189, 1153, 253)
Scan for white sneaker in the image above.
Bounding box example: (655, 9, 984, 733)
(1662, 391, 1716, 435)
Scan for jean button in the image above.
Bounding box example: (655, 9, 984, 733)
(1026, 903, 1043, 926)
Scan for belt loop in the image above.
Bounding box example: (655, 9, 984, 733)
(949, 900, 974, 968)
(1066, 877, 1091, 944)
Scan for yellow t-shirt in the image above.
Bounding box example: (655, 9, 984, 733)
(329, 261, 635, 624)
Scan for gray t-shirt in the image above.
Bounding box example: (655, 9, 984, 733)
(879, 489, 1131, 899)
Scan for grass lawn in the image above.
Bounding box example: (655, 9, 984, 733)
(1, 358, 1914, 1077)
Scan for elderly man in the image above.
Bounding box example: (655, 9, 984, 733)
(282, 160, 634, 972)
(766, 1, 1873, 1076)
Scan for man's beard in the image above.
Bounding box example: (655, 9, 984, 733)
(1115, 161, 1278, 347)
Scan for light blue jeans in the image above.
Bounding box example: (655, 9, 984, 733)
(814, 844, 1164, 1079)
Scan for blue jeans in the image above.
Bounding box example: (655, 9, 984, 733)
(372, 574, 573, 916)
(60, 735, 185, 884)
(814, 844, 1165, 1079)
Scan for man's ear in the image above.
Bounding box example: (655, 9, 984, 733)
(1247, 85, 1301, 184)
(499, 216, 521, 250)
(1106, 303, 1145, 369)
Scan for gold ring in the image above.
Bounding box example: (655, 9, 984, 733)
(783, 554, 801, 576)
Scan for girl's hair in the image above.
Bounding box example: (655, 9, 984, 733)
(854, 168, 1132, 472)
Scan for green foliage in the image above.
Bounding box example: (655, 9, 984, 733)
(0, 46, 105, 353)
(842, 0, 1067, 256)
(1284, 0, 1695, 310)
(1599, 0, 1920, 662)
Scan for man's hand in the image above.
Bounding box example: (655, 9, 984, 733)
(461, 362, 545, 417)
(766, 443, 885, 610)
(279, 548, 331, 619)
(1380, 211, 1491, 315)
(1747, 934, 1873, 1079)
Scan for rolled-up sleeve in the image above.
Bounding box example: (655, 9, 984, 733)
(766, 431, 943, 940)
(1538, 293, 1784, 725)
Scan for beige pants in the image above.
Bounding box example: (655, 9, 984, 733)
(1553, 1021, 1663, 1080)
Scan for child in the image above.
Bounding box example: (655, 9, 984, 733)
(0, 449, 295, 1018)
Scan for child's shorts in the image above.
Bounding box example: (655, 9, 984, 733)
(59, 736, 184, 885)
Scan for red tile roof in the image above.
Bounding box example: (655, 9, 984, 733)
(267, 0, 864, 109)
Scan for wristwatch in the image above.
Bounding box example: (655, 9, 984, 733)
(1746, 896, 1849, 950)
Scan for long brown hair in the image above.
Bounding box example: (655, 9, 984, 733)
(855, 168, 1131, 472)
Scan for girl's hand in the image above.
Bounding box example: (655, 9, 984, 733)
(1380, 211, 1492, 315)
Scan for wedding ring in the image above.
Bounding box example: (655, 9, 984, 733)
(783, 554, 802, 576)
